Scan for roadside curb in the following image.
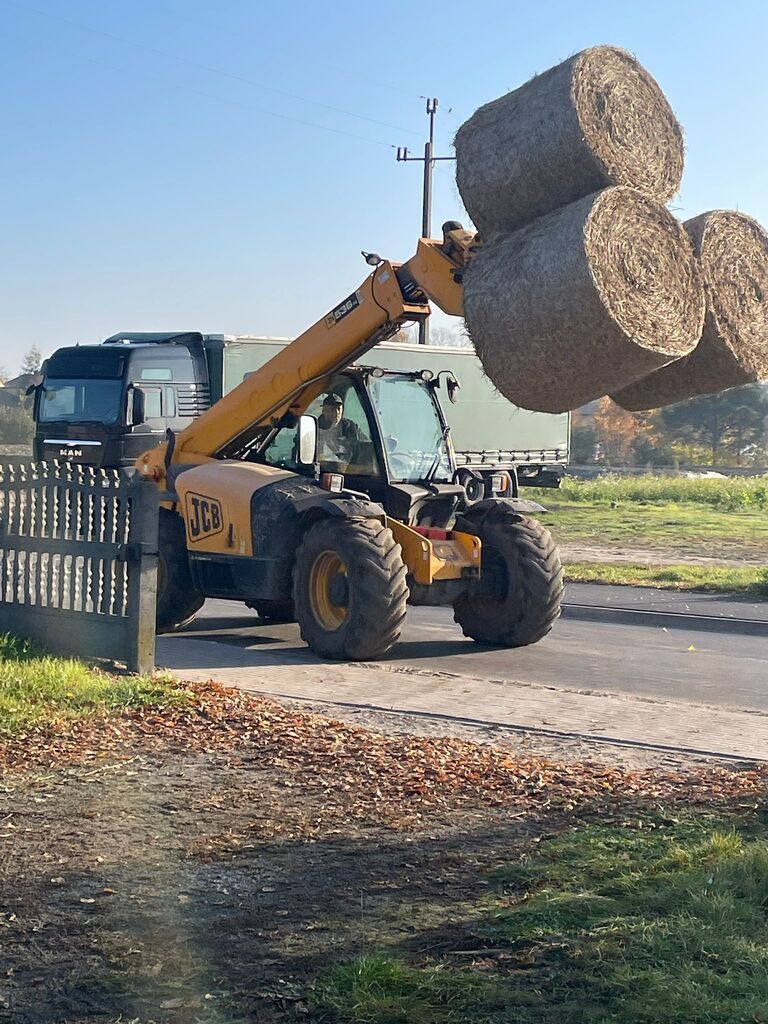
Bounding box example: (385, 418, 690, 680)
(562, 602, 768, 638)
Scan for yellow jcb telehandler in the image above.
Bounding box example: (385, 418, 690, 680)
(137, 222, 563, 659)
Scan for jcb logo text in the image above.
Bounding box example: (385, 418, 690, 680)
(187, 493, 224, 540)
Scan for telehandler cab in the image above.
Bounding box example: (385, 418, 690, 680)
(138, 222, 563, 659)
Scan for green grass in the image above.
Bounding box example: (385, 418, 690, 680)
(565, 562, 768, 596)
(524, 476, 768, 564)
(315, 813, 768, 1024)
(534, 475, 768, 511)
(0, 633, 184, 736)
(537, 499, 768, 553)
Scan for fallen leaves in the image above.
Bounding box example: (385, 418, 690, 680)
(0, 680, 765, 836)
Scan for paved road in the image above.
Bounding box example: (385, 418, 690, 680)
(165, 588, 768, 712)
(565, 582, 768, 621)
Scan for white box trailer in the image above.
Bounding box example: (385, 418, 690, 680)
(213, 335, 570, 487)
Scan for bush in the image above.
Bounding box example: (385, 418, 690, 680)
(0, 404, 33, 445)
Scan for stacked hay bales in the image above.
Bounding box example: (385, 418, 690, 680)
(612, 211, 768, 410)
(463, 188, 705, 413)
(456, 45, 705, 413)
(456, 45, 684, 239)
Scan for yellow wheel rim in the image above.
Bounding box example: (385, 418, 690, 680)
(309, 550, 349, 630)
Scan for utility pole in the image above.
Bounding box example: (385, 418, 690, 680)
(397, 98, 455, 344)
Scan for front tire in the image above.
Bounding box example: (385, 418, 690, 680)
(453, 508, 563, 647)
(156, 509, 205, 633)
(293, 518, 408, 660)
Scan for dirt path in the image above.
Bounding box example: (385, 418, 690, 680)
(2, 688, 765, 1024)
(0, 751, 536, 1024)
(560, 542, 766, 567)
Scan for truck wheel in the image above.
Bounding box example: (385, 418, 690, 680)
(453, 509, 563, 647)
(246, 600, 295, 624)
(156, 509, 204, 633)
(293, 518, 408, 660)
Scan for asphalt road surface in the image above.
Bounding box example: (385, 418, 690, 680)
(168, 586, 768, 712)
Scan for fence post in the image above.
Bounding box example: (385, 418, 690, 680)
(125, 473, 159, 674)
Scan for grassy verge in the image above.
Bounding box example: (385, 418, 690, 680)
(527, 476, 768, 560)
(536, 499, 768, 554)
(538, 475, 768, 510)
(0, 633, 184, 736)
(316, 810, 768, 1024)
(564, 561, 768, 596)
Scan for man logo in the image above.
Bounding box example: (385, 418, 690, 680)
(186, 493, 224, 540)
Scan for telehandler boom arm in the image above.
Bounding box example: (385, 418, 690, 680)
(137, 225, 474, 485)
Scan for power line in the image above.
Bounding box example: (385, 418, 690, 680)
(5, 0, 422, 138)
(72, 51, 397, 148)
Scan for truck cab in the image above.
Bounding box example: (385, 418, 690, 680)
(33, 333, 211, 468)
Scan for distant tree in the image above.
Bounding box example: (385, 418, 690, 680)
(570, 422, 598, 463)
(569, 408, 598, 463)
(20, 346, 43, 375)
(389, 328, 416, 344)
(592, 398, 649, 465)
(429, 325, 471, 348)
(661, 386, 767, 465)
(0, 405, 33, 445)
(0, 366, 8, 384)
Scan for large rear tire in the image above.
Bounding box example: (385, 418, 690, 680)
(293, 518, 408, 660)
(453, 508, 563, 647)
(156, 509, 205, 633)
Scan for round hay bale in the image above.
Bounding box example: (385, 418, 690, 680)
(463, 187, 705, 414)
(455, 45, 684, 239)
(612, 211, 768, 410)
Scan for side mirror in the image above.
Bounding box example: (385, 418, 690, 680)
(436, 370, 461, 404)
(296, 414, 317, 466)
(130, 388, 146, 427)
(27, 383, 43, 418)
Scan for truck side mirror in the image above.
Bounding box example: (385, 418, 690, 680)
(296, 414, 317, 466)
(130, 388, 146, 427)
(26, 382, 43, 419)
(436, 370, 461, 404)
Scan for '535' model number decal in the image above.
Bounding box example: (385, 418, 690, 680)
(185, 492, 224, 541)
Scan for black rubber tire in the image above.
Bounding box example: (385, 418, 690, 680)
(156, 509, 205, 633)
(293, 518, 408, 660)
(453, 508, 563, 647)
(246, 600, 295, 624)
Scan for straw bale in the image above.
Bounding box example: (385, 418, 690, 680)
(455, 45, 684, 238)
(612, 211, 768, 410)
(463, 187, 705, 414)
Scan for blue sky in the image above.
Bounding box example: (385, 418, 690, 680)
(1, 0, 766, 371)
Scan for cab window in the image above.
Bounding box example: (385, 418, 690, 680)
(142, 388, 163, 420)
(261, 379, 379, 475)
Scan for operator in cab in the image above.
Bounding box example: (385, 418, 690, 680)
(316, 392, 361, 469)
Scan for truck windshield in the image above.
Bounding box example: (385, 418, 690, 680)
(39, 379, 124, 424)
(370, 376, 452, 483)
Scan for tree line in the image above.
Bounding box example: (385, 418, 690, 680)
(573, 384, 768, 468)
